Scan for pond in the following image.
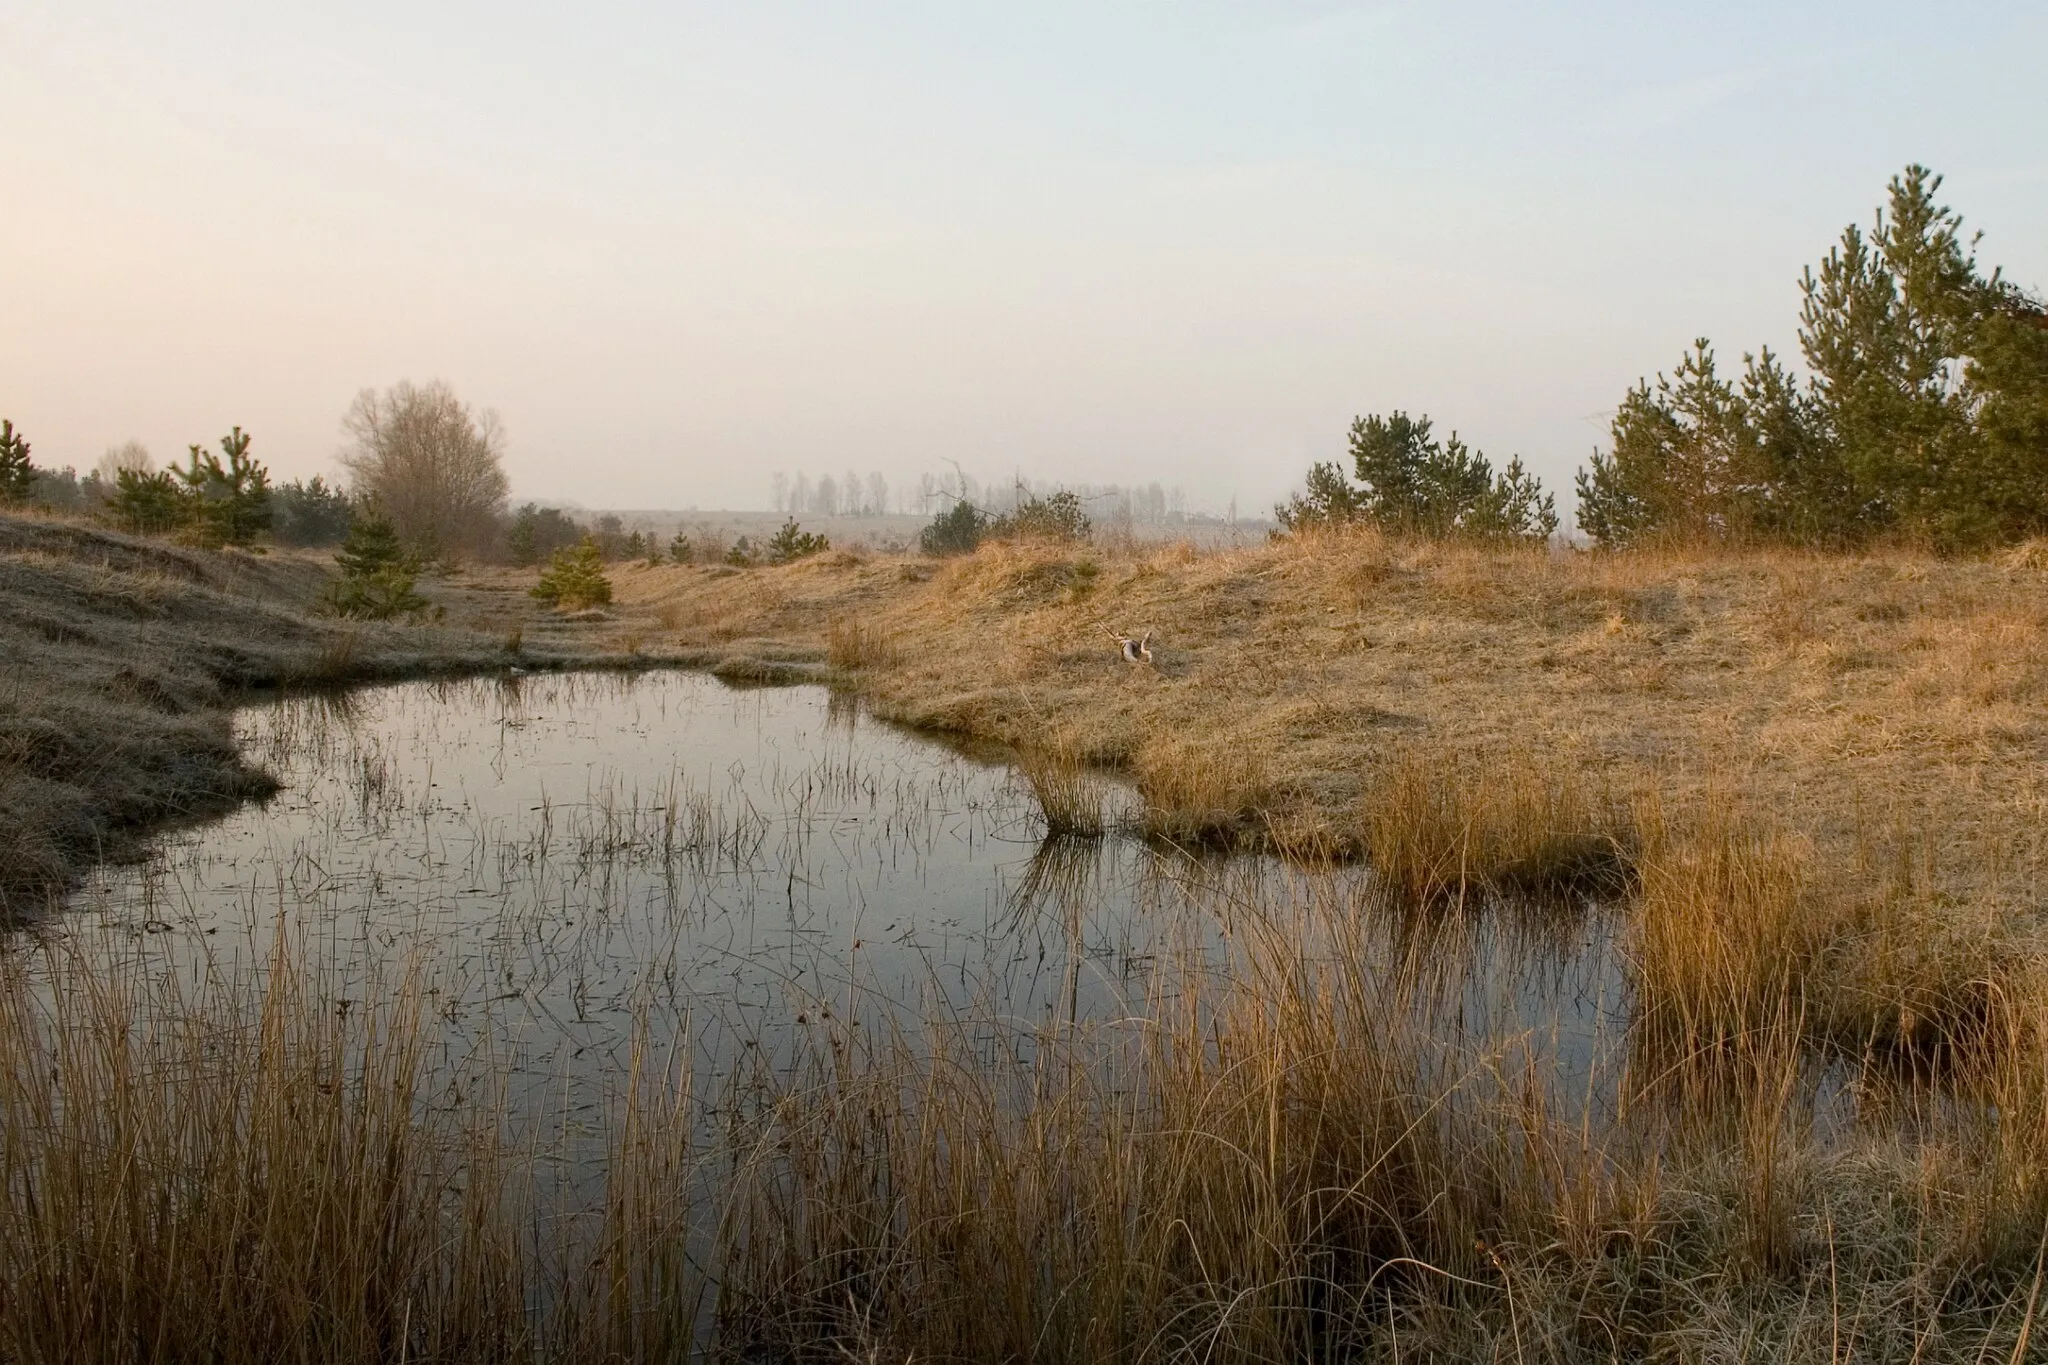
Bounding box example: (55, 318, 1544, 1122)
(30, 669, 1631, 1225)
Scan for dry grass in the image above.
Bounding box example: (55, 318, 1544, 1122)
(824, 614, 900, 672)
(0, 940, 530, 1362)
(1359, 741, 1630, 903)
(0, 512, 683, 917)
(17, 512, 2048, 1356)
(639, 524, 2048, 976)
(701, 876, 2048, 1362)
(1624, 789, 1836, 1061)
(10, 871, 2048, 1359)
(1132, 732, 1273, 846)
(1013, 734, 1109, 836)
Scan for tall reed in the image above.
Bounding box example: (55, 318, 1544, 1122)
(1014, 738, 1108, 837)
(1360, 742, 1627, 905)
(0, 935, 532, 1364)
(1133, 734, 1271, 847)
(826, 615, 900, 671)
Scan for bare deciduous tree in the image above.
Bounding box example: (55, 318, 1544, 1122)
(339, 381, 510, 559)
(95, 441, 153, 482)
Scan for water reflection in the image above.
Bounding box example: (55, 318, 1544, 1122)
(32, 671, 1634, 1164)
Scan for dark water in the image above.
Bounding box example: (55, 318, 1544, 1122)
(37, 671, 1633, 1159)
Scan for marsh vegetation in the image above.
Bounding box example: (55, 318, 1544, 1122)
(5, 641, 2048, 1360)
(1, 163, 2044, 1359)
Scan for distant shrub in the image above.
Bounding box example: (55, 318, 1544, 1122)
(593, 514, 628, 560)
(669, 532, 694, 564)
(1276, 411, 1557, 542)
(271, 476, 355, 546)
(506, 503, 585, 567)
(767, 517, 830, 564)
(920, 499, 990, 556)
(109, 469, 189, 536)
(0, 420, 37, 506)
(27, 466, 97, 514)
(531, 538, 612, 610)
(992, 490, 1091, 544)
(323, 511, 429, 619)
(725, 537, 757, 567)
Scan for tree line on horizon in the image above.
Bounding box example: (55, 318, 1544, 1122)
(8, 165, 2040, 567)
(1274, 165, 2048, 552)
(770, 467, 1197, 528)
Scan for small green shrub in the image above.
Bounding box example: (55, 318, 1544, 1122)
(109, 468, 189, 535)
(323, 512, 429, 619)
(669, 532, 694, 564)
(531, 538, 613, 610)
(0, 420, 37, 505)
(176, 427, 271, 548)
(920, 499, 989, 556)
(993, 490, 1092, 543)
(725, 537, 757, 567)
(767, 518, 830, 564)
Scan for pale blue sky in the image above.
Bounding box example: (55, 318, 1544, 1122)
(4, 2, 2044, 516)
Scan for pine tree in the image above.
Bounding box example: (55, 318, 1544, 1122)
(767, 518, 830, 563)
(531, 539, 612, 609)
(1273, 461, 1366, 531)
(1280, 411, 1555, 541)
(1583, 164, 2048, 551)
(1797, 165, 1980, 543)
(1467, 455, 1559, 541)
(109, 468, 191, 535)
(335, 511, 410, 579)
(323, 510, 429, 619)
(0, 420, 37, 506)
(177, 427, 271, 546)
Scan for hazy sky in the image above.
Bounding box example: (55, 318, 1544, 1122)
(5, 2, 2045, 519)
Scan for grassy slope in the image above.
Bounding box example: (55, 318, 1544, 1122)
(0, 512, 666, 916)
(610, 528, 2047, 909)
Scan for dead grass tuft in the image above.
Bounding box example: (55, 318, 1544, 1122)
(1361, 742, 1629, 904)
(1013, 736, 1107, 836)
(2002, 538, 2048, 570)
(825, 615, 901, 671)
(1133, 732, 1272, 846)
(1624, 790, 1842, 1065)
(0, 942, 532, 1361)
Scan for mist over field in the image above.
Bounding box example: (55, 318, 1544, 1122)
(5, 2, 2044, 520)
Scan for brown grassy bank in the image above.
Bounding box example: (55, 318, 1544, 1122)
(603, 529, 2048, 1070)
(0, 511, 685, 917)
(614, 528, 2048, 892)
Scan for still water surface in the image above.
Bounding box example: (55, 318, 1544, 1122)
(42, 671, 1629, 1156)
